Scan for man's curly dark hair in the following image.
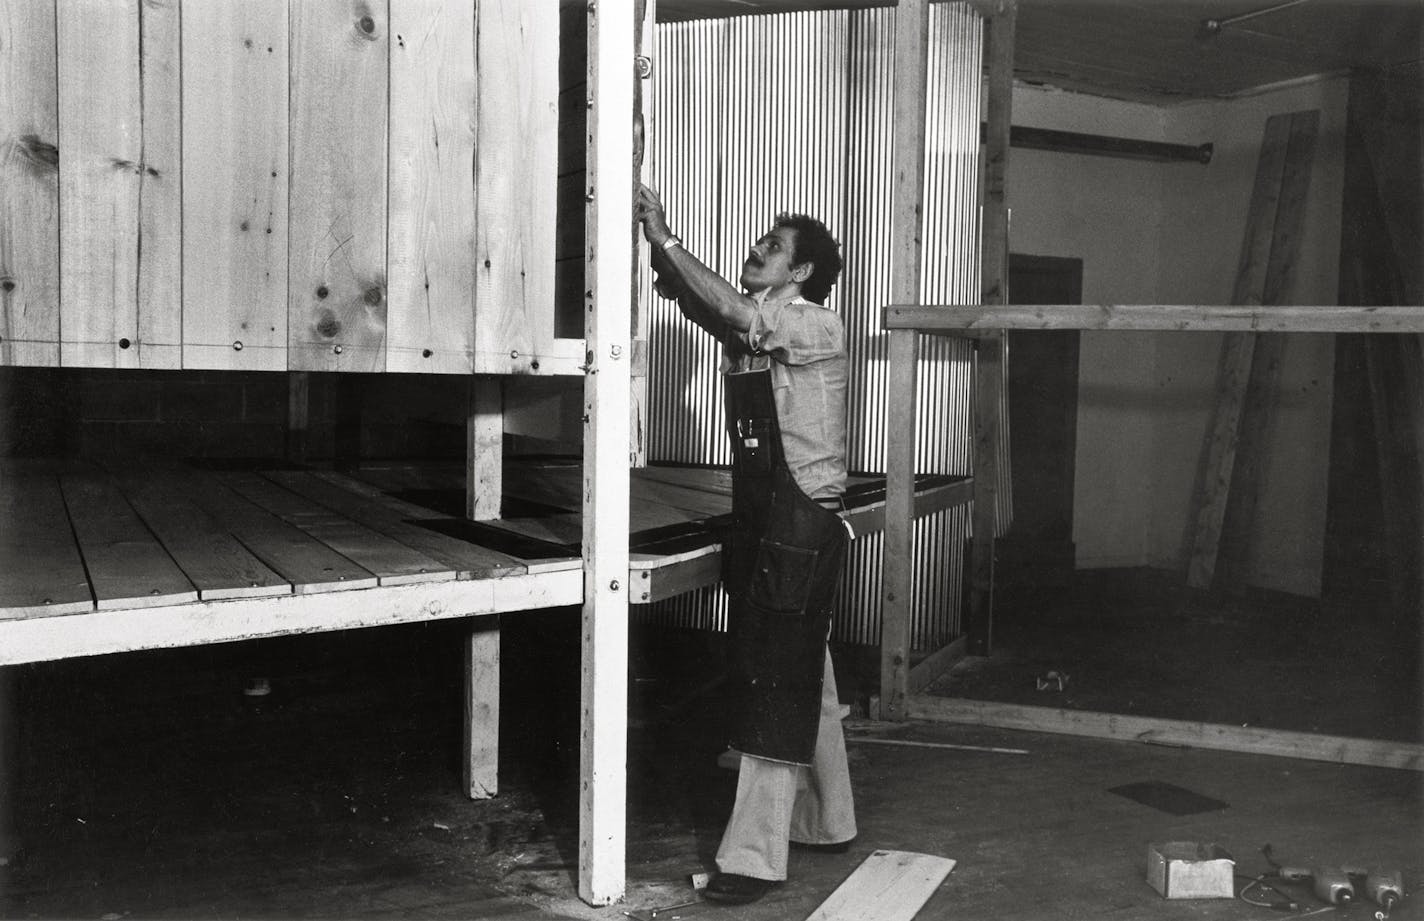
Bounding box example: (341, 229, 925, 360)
(776, 212, 843, 305)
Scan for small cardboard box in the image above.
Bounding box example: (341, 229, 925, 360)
(1147, 842, 1235, 899)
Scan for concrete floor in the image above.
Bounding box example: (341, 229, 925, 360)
(2, 593, 1421, 920)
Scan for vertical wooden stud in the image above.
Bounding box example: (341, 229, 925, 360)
(467, 377, 503, 521)
(387, 0, 476, 374)
(881, 0, 930, 723)
(286, 372, 310, 463)
(968, 0, 1015, 655)
(0, 665, 16, 867)
(474, 0, 560, 375)
(580, 0, 634, 904)
(182, 0, 289, 371)
(462, 616, 500, 799)
(629, 0, 656, 466)
(288, 0, 389, 373)
(58, 0, 181, 369)
(0, 0, 60, 367)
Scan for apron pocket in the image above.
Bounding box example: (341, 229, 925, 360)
(749, 539, 819, 614)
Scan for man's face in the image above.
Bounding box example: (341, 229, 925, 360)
(739, 225, 810, 295)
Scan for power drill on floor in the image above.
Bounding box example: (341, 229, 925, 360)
(1264, 845, 1406, 914)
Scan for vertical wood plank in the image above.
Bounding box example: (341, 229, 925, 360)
(629, 0, 655, 465)
(386, 0, 476, 374)
(1187, 112, 1314, 590)
(0, 0, 60, 367)
(181, 0, 289, 371)
(288, 0, 389, 373)
(467, 377, 503, 521)
(0, 665, 15, 865)
(881, 0, 931, 723)
(59, 0, 181, 369)
(969, 1, 1014, 655)
(462, 617, 500, 799)
(136, 0, 183, 369)
(1216, 111, 1319, 589)
(473, 0, 559, 375)
(579, 0, 634, 904)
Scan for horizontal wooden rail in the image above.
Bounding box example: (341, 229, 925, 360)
(884, 304, 1424, 334)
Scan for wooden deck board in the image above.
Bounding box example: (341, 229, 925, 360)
(264, 470, 527, 580)
(219, 472, 455, 586)
(175, 472, 379, 594)
(115, 472, 291, 601)
(0, 473, 93, 619)
(60, 474, 198, 610)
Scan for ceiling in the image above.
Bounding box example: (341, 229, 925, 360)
(656, 0, 1423, 103)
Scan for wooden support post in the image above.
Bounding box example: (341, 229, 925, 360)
(462, 615, 500, 799)
(0, 665, 16, 866)
(285, 372, 309, 463)
(880, 0, 930, 724)
(968, 0, 1015, 656)
(579, 0, 634, 905)
(333, 375, 362, 473)
(467, 377, 503, 521)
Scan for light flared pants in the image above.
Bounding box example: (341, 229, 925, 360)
(714, 648, 857, 881)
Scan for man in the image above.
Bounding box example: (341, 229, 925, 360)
(636, 183, 856, 906)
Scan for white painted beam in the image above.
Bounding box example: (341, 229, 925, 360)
(579, 0, 636, 905)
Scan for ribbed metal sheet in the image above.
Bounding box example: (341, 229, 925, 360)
(643, 4, 985, 648)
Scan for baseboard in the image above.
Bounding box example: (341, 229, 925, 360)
(907, 696, 1424, 771)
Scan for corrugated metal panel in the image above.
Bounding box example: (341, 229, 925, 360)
(643, 4, 984, 649)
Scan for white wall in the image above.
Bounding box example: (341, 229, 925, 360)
(1006, 76, 1348, 594)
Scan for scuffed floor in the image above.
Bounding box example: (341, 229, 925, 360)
(2, 595, 1420, 920)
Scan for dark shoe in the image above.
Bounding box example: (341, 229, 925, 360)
(791, 837, 855, 854)
(703, 872, 779, 905)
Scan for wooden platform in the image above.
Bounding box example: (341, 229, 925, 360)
(0, 457, 967, 807)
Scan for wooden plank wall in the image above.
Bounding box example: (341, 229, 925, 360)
(0, 0, 565, 376)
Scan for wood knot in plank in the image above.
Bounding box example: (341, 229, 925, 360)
(14, 134, 59, 172)
(315, 309, 341, 339)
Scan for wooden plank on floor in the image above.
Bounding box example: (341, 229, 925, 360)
(113, 473, 291, 601)
(59, 474, 197, 610)
(219, 472, 454, 586)
(633, 465, 733, 495)
(0, 473, 92, 618)
(806, 850, 956, 921)
(909, 695, 1424, 771)
(264, 470, 525, 579)
(176, 472, 377, 594)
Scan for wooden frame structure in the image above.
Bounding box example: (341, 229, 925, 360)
(876, 0, 1423, 773)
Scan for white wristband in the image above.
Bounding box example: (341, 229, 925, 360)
(661, 236, 682, 252)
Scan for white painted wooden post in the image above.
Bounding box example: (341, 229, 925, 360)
(580, 0, 634, 906)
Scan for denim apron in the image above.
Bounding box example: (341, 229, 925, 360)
(722, 368, 848, 765)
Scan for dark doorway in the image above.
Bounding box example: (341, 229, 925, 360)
(998, 254, 1083, 585)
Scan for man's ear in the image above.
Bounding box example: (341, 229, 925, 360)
(792, 261, 814, 284)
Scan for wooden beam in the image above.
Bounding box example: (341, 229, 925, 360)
(579, 0, 634, 904)
(969, 0, 1015, 655)
(462, 615, 500, 799)
(1189, 110, 1318, 590)
(0, 665, 16, 866)
(0, 569, 582, 667)
(883, 303, 1424, 334)
(880, 0, 931, 724)
(467, 377, 504, 521)
(907, 696, 1424, 771)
